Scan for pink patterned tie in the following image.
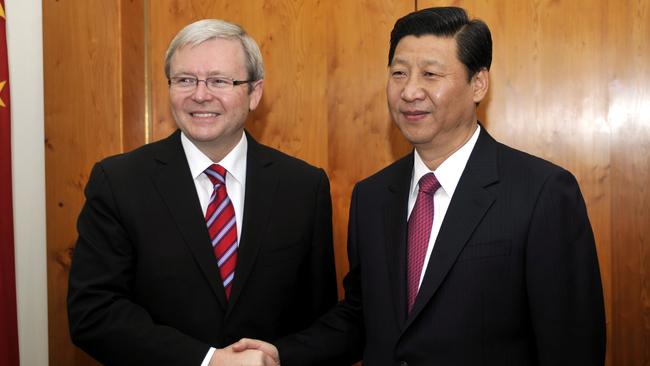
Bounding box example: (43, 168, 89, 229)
(407, 173, 440, 314)
(205, 164, 238, 299)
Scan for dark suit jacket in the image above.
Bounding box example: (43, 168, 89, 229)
(277, 127, 606, 366)
(68, 130, 339, 365)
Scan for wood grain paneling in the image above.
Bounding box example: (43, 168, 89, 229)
(121, 0, 147, 151)
(43, 0, 138, 365)
(605, 1, 650, 364)
(43, 0, 119, 364)
(324, 0, 414, 291)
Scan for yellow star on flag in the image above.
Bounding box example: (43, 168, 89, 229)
(0, 4, 4, 19)
(0, 81, 5, 108)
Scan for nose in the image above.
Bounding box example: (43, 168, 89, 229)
(401, 76, 425, 102)
(191, 81, 214, 103)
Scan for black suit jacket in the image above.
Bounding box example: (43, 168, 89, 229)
(68, 130, 339, 365)
(277, 127, 606, 366)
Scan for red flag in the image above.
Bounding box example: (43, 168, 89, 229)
(0, 0, 20, 365)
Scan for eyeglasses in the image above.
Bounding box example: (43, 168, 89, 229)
(168, 76, 254, 92)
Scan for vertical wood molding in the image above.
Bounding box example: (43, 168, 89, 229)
(607, 0, 650, 364)
(144, 0, 152, 144)
(121, 0, 146, 151)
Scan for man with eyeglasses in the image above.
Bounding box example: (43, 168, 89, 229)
(68, 19, 338, 366)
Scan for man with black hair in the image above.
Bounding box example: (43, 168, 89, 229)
(236, 6, 606, 366)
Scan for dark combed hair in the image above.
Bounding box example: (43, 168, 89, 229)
(388, 7, 492, 81)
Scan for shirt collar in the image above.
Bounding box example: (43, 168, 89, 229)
(180, 131, 248, 186)
(410, 124, 481, 197)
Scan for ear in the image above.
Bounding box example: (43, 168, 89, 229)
(471, 68, 489, 103)
(248, 79, 264, 111)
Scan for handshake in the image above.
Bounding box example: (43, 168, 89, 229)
(209, 338, 281, 366)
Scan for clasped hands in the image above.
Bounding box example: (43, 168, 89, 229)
(209, 338, 280, 366)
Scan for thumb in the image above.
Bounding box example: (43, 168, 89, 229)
(230, 338, 248, 352)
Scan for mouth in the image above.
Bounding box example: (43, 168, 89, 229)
(189, 111, 220, 119)
(401, 110, 430, 121)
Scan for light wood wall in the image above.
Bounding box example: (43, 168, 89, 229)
(44, 1, 121, 365)
(43, 0, 650, 365)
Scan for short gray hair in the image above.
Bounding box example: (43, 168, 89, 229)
(164, 19, 264, 81)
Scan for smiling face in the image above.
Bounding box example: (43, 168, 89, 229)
(387, 35, 487, 163)
(168, 37, 263, 159)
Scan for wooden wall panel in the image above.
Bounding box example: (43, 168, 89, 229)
(43, 1, 121, 365)
(121, 0, 147, 151)
(606, 1, 650, 364)
(324, 0, 413, 290)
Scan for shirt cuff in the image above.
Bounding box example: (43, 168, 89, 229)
(200, 347, 216, 366)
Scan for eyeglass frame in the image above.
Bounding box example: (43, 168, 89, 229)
(167, 75, 256, 92)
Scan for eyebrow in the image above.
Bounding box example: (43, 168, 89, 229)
(420, 59, 444, 67)
(170, 70, 231, 77)
(390, 57, 444, 68)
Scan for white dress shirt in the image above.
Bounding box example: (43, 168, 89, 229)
(180, 131, 248, 366)
(181, 132, 247, 242)
(407, 125, 481, 289)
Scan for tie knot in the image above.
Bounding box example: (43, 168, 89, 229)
(418, 173, 440, 195)
(205, 164, 227, 186)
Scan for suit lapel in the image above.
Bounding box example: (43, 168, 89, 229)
(151, 131, 228, 309)
(383, 153, 414, 329)
(226, 132, 279, 314)
(404, 128, 499, 330)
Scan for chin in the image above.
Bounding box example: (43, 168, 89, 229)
(182, 130, 217, 142)
(196, 134, 225, 143)
(397, 126, 430, 143)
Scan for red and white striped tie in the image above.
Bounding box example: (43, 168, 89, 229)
(205, 164, 238, 299)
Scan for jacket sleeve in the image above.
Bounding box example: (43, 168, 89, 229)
(304, 169, 339, 318)
(525, 168, 606, 365)
(67, 163, 209, 366)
